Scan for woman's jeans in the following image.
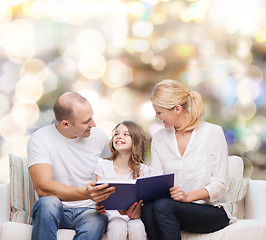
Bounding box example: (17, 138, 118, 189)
(141, 198, 229, 240)
(31, 196, 108, 240)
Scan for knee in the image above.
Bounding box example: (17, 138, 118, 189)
(81, 209, 108, 231)
(153, 198, 173, 212)
(107, 218, 127, 238)
(33, 196, 63, 218)
(128, 219, 145, 232)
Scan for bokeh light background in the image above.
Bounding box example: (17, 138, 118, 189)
(0, 0, 266, 182)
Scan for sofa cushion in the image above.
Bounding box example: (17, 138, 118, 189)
(181, 219, 266, 240)
(1, 220, 265, 240)
(9, 154, 36, 224)
(227, 177, 249, 218)
(0, 222, 75, 240)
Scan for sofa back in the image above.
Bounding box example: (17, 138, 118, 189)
(228, 156, 243, 178)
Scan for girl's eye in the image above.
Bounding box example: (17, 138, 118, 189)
(156, 112, 161, 115)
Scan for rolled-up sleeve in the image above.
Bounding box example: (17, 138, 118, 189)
(204, 126, 228, 202)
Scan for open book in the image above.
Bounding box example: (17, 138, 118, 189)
(96, 173, 174, 210)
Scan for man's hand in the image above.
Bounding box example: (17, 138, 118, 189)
(86, 182, 115, 202)
(95, 203, 106, 215)
(118, 200, 142, 219)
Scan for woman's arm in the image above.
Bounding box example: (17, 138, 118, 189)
(170, 186, 209, 202)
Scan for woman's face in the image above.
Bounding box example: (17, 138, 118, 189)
(153, 104, 178, 128)
(112, 124, 133, 152)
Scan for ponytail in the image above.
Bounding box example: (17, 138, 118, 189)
(151, 79, 204, 132)
(179, 90, 204, 131)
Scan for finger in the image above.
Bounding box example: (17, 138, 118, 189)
(92, 188, 115, 202)
(118, 210, 126, 215)
(127, 202, 138, 213)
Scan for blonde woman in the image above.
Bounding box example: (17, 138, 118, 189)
(141, 79, 231, 240)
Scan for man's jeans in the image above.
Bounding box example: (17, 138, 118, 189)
(141, 198, 229, 240)
(31, 196, 108, 240)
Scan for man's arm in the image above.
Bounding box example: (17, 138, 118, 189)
(29, 163, 115, 202)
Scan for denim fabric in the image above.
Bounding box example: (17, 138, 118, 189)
(141, 198, 229, 240)
(31, 196, 108, 240)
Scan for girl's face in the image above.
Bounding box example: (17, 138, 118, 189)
(113, 124, 133, 152)
(153, 104, 178, 128)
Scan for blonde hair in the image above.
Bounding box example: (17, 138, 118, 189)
(109, 120, 147, 179)
(151, 79, 204, 131)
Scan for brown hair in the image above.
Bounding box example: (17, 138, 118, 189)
(151, 79, 204, 131)
(109, 120, 146, 179)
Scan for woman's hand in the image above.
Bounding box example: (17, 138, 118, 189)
(170, 185, 189, 202)
(95, 203, 106, 215)
(118, 200, 142, 219)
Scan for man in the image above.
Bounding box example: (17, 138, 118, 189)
(27, 92, 115, 240)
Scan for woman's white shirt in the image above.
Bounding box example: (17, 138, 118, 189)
(150, 121, 229, 207)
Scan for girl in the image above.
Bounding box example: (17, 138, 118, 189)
(95, 120, 149, 240)
(141, 79, 231, 240)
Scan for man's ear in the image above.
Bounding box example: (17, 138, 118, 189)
(174, 105, 182, 114)
(61, 120, 70, 128)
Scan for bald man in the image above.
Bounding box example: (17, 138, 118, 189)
(27, 92, 115, 240)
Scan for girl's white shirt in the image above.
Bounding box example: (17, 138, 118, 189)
(150, 121, 233, 219)
(94, 158, 150, 220)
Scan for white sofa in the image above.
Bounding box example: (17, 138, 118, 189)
(0, 155, 266, 240)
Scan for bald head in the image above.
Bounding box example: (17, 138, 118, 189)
(54, 92, 90, 124)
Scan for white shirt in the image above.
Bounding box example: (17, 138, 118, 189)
(27, 124, 111, 208)
(94, 158, 150, 220)
(150, 121, 230, 208)
(95, 158, 150, 180)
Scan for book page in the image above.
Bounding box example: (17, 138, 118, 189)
(97, 178, 136, 184)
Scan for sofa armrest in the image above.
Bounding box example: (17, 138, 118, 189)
(244, 180, 266, 223)
(0, 182, 10, 225)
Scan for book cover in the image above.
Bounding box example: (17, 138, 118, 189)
(97, 173, 174, 210)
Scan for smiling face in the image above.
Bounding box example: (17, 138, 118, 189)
(67, 101, 96, 138)
(112, 124, 132, 153)
(153, 104, 180, 128)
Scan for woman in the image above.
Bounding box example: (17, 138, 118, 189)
(141, 79, 231, 240)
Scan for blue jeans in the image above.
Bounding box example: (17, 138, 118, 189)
(31, 196, 108, 240)
(141, 198, 229, 240)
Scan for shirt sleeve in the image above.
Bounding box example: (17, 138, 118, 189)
(94, 159, 105, 179)
(140, 163, 151, 177)
(27, 131, 52, 168)
(204, 126, 228, 202)
(150, 138, 165, 175)
(99, 131, 111, 159)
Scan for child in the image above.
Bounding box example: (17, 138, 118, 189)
(95, 120, 149, 240)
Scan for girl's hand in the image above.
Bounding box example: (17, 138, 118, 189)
(118, 200, 142, 219)
(170, 185, 189, 202)
(95, 203, 106, 215)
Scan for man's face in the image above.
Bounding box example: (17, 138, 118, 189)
(67, 101, 96, 138)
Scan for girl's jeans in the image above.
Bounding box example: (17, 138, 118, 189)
(31, 196, 108, 240)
